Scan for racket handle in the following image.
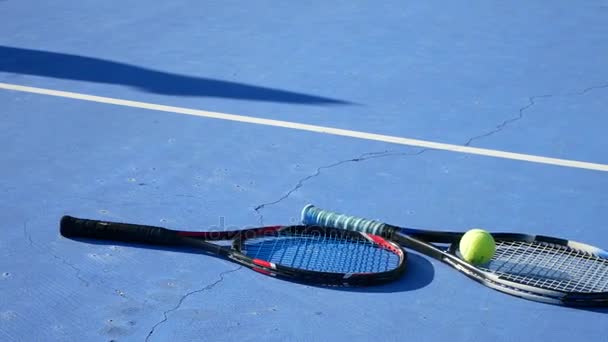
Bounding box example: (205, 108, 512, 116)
(301, 204, 391, 236)
(60, 216, 181, 245)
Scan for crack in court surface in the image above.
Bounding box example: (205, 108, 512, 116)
(252, 149, 425, 225)
(51, 254, 91, 287)
(463, 94, 553, 146)
(22, 220, 92, 287)
(144, 267, 241, 342)
(464, 83, 608, 147)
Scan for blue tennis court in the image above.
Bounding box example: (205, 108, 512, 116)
(2, 1, 608, 341)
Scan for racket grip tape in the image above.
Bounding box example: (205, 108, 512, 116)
(60, 216, 182, 245)
(301, 204, 390, 236)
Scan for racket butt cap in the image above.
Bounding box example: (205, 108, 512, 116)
(60, 215, 79, 237)
(301, 204, 315, 224)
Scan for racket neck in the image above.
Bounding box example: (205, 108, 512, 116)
(398, 227, 463, 243)
(390, 227, 463, 258)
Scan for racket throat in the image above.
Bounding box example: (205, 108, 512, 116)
(396, 234, 446, 260)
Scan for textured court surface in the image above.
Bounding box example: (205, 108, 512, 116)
(2, 1, 608, 341)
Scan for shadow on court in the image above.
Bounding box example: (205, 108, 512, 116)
(0, 45, 351, 105)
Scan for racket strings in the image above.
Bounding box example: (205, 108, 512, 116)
(242, 232, 401, 273)
(482, 240, 608, 293)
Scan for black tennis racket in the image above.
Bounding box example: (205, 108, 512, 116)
(301, 205, 608, 306)
(60, 215, 406, 287)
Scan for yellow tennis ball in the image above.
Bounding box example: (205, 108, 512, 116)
(459, 229, 496, 265)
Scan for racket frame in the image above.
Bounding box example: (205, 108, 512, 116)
(60, 215, 407, 287)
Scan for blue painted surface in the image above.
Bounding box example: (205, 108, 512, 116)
(1, 1, 608, 341)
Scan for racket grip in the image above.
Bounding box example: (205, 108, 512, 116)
(301, 204, 390, 236)
(60, 216, 181, 245)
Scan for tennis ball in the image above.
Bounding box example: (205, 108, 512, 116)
(459, 229, 496, 265)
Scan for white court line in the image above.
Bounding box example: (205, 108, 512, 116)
(1, 81, 607, 172)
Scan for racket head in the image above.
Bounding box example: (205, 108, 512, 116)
(232, 225, 408, 286)
(444, 233, 608, 305)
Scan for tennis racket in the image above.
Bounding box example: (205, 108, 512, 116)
(301, 205, 608, 306)
(60, 215, 406, 287)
